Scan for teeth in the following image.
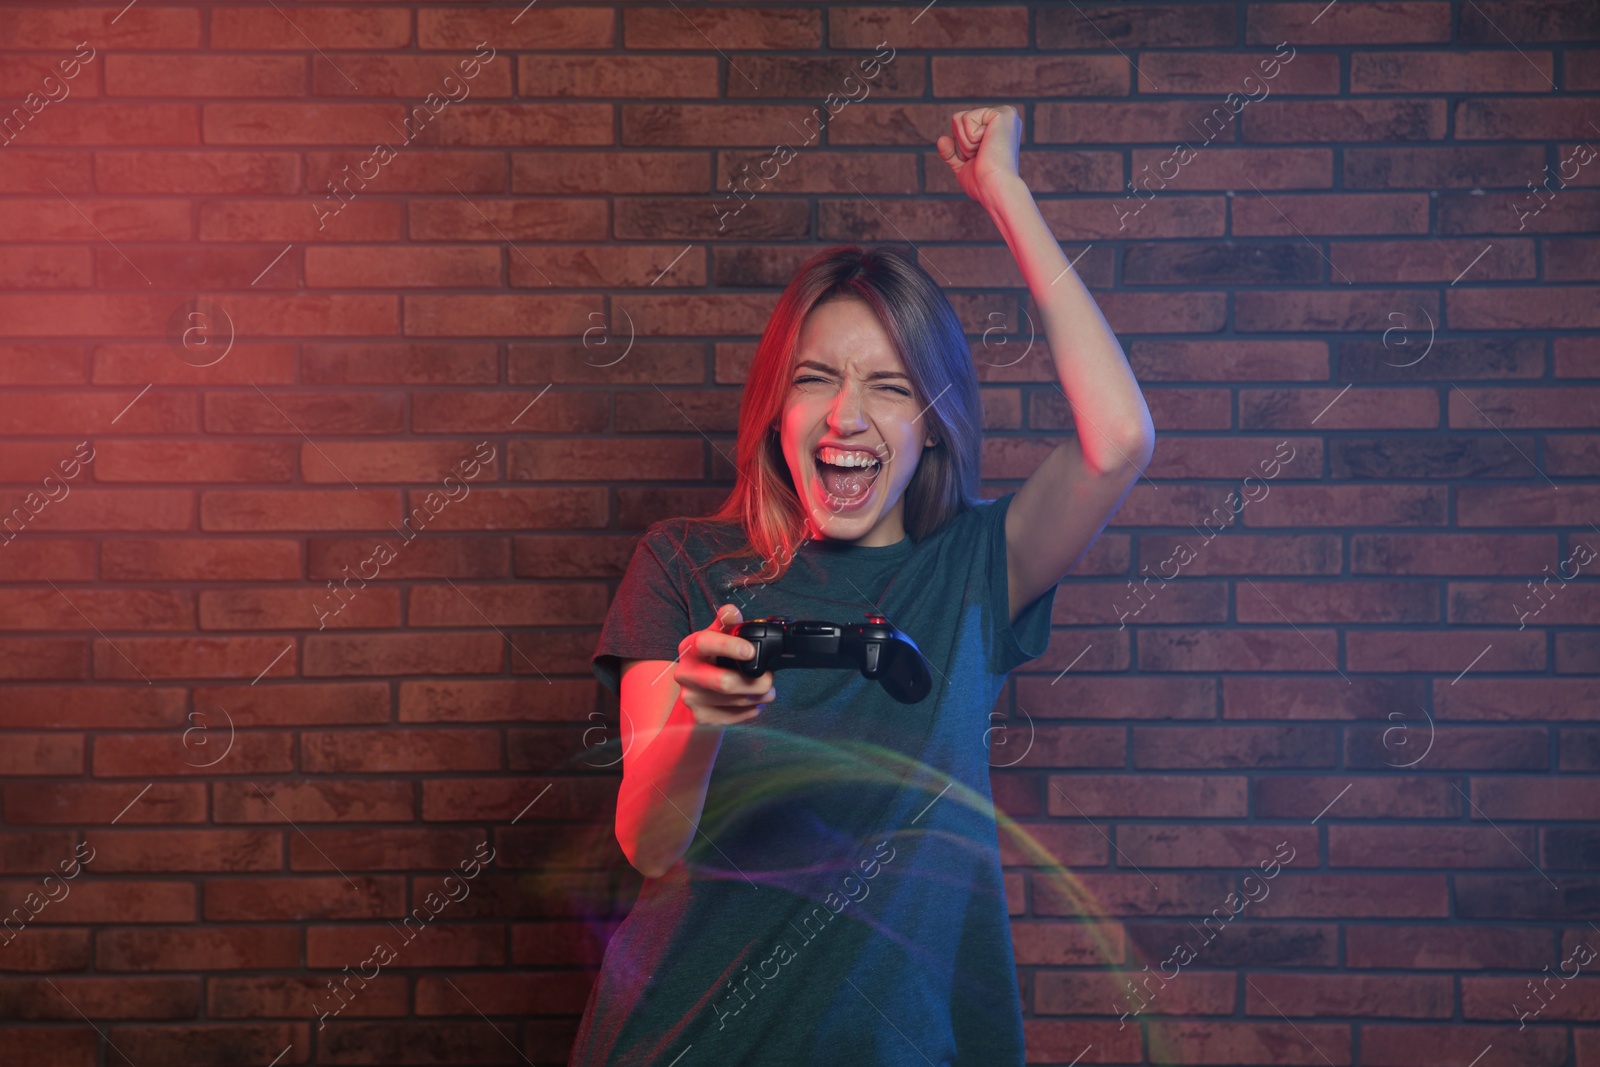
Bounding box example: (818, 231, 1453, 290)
(816, 446, 881, 469)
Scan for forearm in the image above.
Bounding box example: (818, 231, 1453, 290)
(614, 694, 726, 878)
(982, 173, 1155, 470)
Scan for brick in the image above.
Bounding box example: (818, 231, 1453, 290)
(0, 201, 189, 243)
(1345, 925, 1551, 970)
(306, 152, 502, 201)
(1362, 1025, 1565, 1067)
(97, 926, 302, 971)
(1245, 100, 1447, 142)
(1330, 239, 1534, 283)
(203, 877, 405, 921)
(314, 1020, 525, 1064)
(0, 880, 194, 923)
(1460, 1, 1600, 42)
(1117, 825, 1316, 868)
(109, 1025, 308, 1067)
(89, 830, 282, 872)
(1328, 825, 1537, 868)
(1353, 723, 1548, 772)
(932, 56, 1130, 98)
(1457, 876, 1600, 921)
(3, 782, 204, 825)
(420, 778, 615, 822)
(302, 344, 498, 385)
(411, 391, 607, 433)
(92, 441, 296, 483)
(1255, 776, 1459, 819)
(829, 6, 1025, 48)
(1038, 967, 1235, 1015)
(1045, 774, 1247, 817)
(92, 731, 295, 776)
(1037, 4, 1235, 48)
(213, 780, 415, 824)
(200, 491, 401, 532)
(403, 293, 606, 336)
(103, 539, 301, 581)
(0, 735, 80, 776)
(288, 829, 485, 872)
(1449, 387, 1600, 431)
(301, 728, 500, 773)
(392, 488, 608, 531)
(409, 103, 614, 147)
(198, 588, 400, 630)
(312, 55, 513, 99)
(514, 245, 713, 289)
(1352, 51, 1554, 92)
(1457, 99, 1597, 139)
(1138, 628, 1339, 671)
(1130, 147, 1333, 191)
(510, 152, 707, 196)
(1141, 51, 1340, 95)
(1035, 871, 1235, 917)
(208, 974, 406, 1019)
(1457, 486, 1600, 527)
(91, 636, 296, 683)
(1237, 290, 1441, 332)
(199, 200, 402, 243)
(1340, 337, 1544, 382)
(1468, 776, 1600, 819)
(1124, 242, 1323, 285)
(203, 391, 404, 435)
(1344, 145, 1546, 189)
(517, 55, 718, 99)
(0, 246, 90, 289)
(1235, 193, 1428, 236)
(1250, 874, 1449, 918)
(398, 679, 587, 723)
(1248, 2, 1450, 43)
(0, 684, 182, 735)
(0, 539, 96, 580)
(310, 923, 503, 969)
(310, 536, 508, 580)
(0, 638, 86, 680)
(1547, 238, 1600, 281)
(728, 57, 922, 103)
(1439, 678, 1600, 721)
(92, 342, 298, 384)
(1442, 190, 1600, 235)
(0, 588, 190, 630)
(304, 247, 500, 290)
(106, 55, 304, 97)
(95, 151, 300, 197)
(1347, 629, 1544, 673)
(302, 633, 503, 677)
(211, 8, 409, 49)
(406, 583, 607, 627)
(1130, 340, 1328, 382)
(1246, 973, 1452, 1017)
(417, 7, 611, 49)
(1038, 101, 1239, 145)
(0, 977, 198, 1019)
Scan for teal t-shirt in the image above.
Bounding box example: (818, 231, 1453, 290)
(573, 491, 1057, 1067)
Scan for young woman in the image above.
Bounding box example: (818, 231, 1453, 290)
(571, 105, 1154, 1067)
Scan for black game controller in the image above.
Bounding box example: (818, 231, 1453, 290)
(713, 614, 934, 704)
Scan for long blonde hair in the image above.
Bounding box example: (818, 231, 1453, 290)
(698, 245, 984, 588)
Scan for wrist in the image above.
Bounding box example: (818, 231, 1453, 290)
(979, 171, 1029, 215)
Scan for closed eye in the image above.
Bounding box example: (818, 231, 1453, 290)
(794, 375, 911, 397)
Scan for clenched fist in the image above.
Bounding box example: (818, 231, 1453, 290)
(936, 104, 1022, 207)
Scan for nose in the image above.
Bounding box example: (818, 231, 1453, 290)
(827, 379, 868, 433)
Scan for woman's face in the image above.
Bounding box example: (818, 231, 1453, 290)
(778, 297, 937, 546)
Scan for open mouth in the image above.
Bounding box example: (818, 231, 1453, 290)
(813, 445, 883, 509)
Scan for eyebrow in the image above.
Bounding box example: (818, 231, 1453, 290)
(793, 359, 910, 383)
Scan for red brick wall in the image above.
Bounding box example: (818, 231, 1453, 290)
(1, 2, 1597, 1064)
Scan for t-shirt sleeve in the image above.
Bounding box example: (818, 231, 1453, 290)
(591, 523, 693, 696)
(983, 490, 1058, 676)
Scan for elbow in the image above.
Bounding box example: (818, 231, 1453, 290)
(616, 827, 676, 880)
(1095, 429, 1155, 479)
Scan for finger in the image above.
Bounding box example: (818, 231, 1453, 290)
(935, 134, 959, 165)
(951, 112, 979, 156)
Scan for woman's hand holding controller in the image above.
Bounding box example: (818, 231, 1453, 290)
(674, 604, 776, 726)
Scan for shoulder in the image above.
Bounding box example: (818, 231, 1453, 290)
(636, 514, 746, 569)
